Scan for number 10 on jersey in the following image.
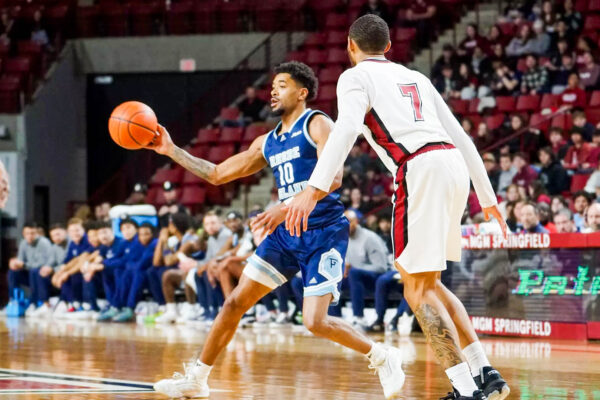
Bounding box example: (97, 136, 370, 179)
(277, 162, 295, 185)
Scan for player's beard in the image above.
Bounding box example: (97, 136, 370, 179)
(270, 107, 285, 117)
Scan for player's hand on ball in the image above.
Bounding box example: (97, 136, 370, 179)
(283, 187, 319, 237)
(251, 204, 287, 235)
(483, 205, 508, 239)
(147, 124, 174, 156)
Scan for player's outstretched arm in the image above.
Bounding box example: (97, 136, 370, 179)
(147, 124, 268, 185)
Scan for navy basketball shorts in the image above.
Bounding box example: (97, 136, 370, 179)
(243, 217, 349, 305)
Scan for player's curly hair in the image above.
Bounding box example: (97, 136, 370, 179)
(273, 61, 318, 102)
(349, 14, 390, 53)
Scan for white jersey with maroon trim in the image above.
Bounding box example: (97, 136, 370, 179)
(308, 56, 497, 209)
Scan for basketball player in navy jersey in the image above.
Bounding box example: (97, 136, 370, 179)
(147, 61, 405, 399)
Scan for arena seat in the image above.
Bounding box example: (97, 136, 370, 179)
(207, 145, 236, 164)
(194, 2, 217, 33)
(101, 4, 129, 37)
(551, 114, 573, 131)
(540, 93, 560, 109)
(529, 112, 550, 134)
(181, 186, 207, 206)
(220, 127, 244, 144)
(484, 114, 505, 131)
(325, 13, 347, 30)
(130, 2, 160, 36)
(325, 48, 348, 65)
(516, 94, 540, 112)
(306, 49, 328, 66)
(448, 99, 469, 115)
(317, 84, 337, 102)
(166, 2, 193, 35)
(196, 128, 221, 144)
(571, 173, 591, 193)
(495, 96, 516, 113)
(589, 91, 600, 108)
(151, 167, 183, 186)
(325, 30, 347, 47)
(182, 170, 204, 186)
(318, 66, 343, 85)
(303, 33, 326, 50)
(76, 6, 100, 37)
(393, 28, 417, 43)
(243, 124, 269, 143)
(219, 107, 240, 121)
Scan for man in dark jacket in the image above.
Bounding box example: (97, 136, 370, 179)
(538, 146, 569, 195)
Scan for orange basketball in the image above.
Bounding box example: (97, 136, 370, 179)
(108, 101, 158, 150)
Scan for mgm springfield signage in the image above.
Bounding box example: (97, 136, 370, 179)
(454, 233, 600, 340)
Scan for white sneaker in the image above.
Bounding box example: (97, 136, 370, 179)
(176, 303, 198, 324)
(154, 362, 209, 398)
(31, 304, 52, 319)
(25, 304, 37, 318)
(270, 312, 291, 327)
(368, 344, 405, 399)
(398, 314, 414, 337)
(53, 301, 69, 319)
(155, 309, 178, 324)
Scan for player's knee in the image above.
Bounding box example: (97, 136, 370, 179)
(403, 275, 436, 307)
(303, 313, 328, 336)
(222, 293, 251, 317)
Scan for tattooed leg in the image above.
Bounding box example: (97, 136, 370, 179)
(395, 264, 465, 370)
(435, 278, 479, 349)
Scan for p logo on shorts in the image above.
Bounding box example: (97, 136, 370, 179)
(318, 249, 343, 282)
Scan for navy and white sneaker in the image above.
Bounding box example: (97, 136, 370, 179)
(475, 366, 510, 400)
(440, 388, 486, 400)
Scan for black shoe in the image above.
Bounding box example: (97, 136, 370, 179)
(366, 321, 384, 333)
(439, 388, 487, 400)
(474, 366, 510, 400)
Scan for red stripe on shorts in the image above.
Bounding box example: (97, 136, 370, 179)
(392, 142, 456, 260)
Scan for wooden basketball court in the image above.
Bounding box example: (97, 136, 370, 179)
(1, 317, 599, 399)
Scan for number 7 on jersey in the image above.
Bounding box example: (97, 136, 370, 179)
(398, 83, 424, 122)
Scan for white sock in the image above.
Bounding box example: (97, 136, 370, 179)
(166, 303, 177, 314)
(445, 362, 478, 396)
(366, 342, 386, 364)
(193, 360, 212, 380)
(462, 341, 491, 377)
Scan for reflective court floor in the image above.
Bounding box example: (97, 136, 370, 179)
(1, 317, 599, 399)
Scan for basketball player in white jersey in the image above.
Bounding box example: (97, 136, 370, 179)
(285, 15, 510, 400)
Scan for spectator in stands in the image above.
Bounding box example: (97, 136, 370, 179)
(575, 37, 596, 68)
(8, 221, 54, 315)
(30, 10, 50, 50)
(583, 203, 600, 233)
(537, 202, 556, 232)
(497, 154, 517, 195)
(94, 202, 111, 222)
(549, 51, 576, 94)
(343, 210, 391, 327)
(158, 181, 188, 228)
(528, 180, 551, 204)
(0, 10, 15, 46)
(512, 152, 538, 187)
(125, 183, 148, 205)
(434, 64, 458, 99)
(502, 114, 527, 154)
(540, 0, 558, 31)
(560, 72, 586, 108)
(238, 86, 267, 125)
(358, 0, 392, 24)
(453, 63, 478, 99)
(375, 214, 393, 253)
(486, 24, 507, 49)
(553, 208, 578, 233)
(563, 128, 592, 171)
(345, 144, 372, 178)
(561, 0, 582, 32)
(461, 117, 474, 136)
(347, 187, 370, 218)
(490, 63, 520, 96)
(471, 46, 492, 80)
(550, 20, 575, 52)
(572, 109, 595, 142)
(572, 190, 590, 231)
(517, 203, 550, 233)
(482, 152, 500, 191)
(431, 44, 457, 82)
(538, 146, 570, 195)
(531, 20, 552, 56)
(506, 24, 535, 57)
(549, 127, 569, 159)
(551, 195, 569, 215)
(405, 0, 437, 48)
(457, 23, 485, 59)
(578, 52, 600, 91)
(521, 54, 549, 94)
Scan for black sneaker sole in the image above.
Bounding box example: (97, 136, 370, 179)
(486, 384, 510, 400)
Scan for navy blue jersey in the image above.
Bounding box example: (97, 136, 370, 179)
(262, 108, 344, 229)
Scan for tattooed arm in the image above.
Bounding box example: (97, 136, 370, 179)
(147, 124, 268, 185)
